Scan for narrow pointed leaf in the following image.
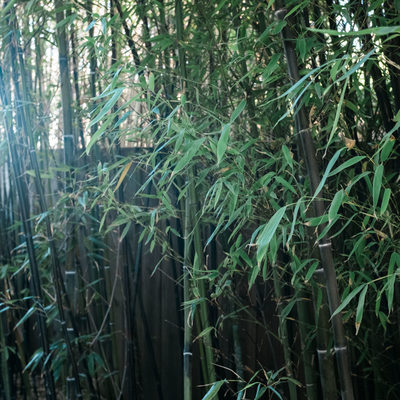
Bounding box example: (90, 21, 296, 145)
(202, 380, 226, 400)
(114, 161, 133, 192)
(217, 124, 230, 164)
(355, 285, 368, 335)
(256, 206, 286, 264)
(230, 100, 246, 123)
(373, 164, 384, 210)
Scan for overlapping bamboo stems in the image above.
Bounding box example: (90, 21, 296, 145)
(54, 0, 75, 169)
(312, 270, 338, 400)
(181, 169, 218, 399)
(108, 3, 138, 395)
(69, 9, 86, 154)
(301, 5, 340, 397)
(0, 272, 11, 400)
(276, 8, 354, 400)
(6, 21, 84, 397)
(107, 3, 164, 396)
(0, 159, 32, 397)
(231, 2, 258, 138)
(272, 266, 297, 400)
(295, 289, 318, 400)
(0, 157, 12, 399)
(175, 1, 192, 397)
(81, 4, 122, 394)
(54, 1, 101, 396)
(183, 178, 193, 400)
(175, 0, 218, 396)
(0, 65, 56, 400)
(354, 3, 395, 135)
(114, 0, 142, 70)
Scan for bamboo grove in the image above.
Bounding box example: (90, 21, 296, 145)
(0, 0, 400, 399)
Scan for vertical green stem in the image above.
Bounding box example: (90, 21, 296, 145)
(296, 289, 318, 400)
(276, 8, 354, 400)
(183, 179, 193, 400)
(272, 265, 297, 400)
(0, 65, 56, 400)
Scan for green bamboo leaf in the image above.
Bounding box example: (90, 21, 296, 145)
(329, 156, 366, 177)
(217, 124, 230, 164)
(254, 384, 267, 400)
(380, 137, 395, 162)
(24, 349, 43, 373)
(282, 145, 293, 168)
(317, 214, 340, 241)
(15, 306, 36, 329)
(86, 117, 113, 154)
(332, 284, 366, 318)
(329, 189, 344, 222)
(202, 380, 226, 400)
(275, 176, 297, 194)
(256, 206, 286, 264)
(355, 285, 368, 335)
(248, 263, 260, 289)
(386, 274, 396, 314)
(0, 0, 17, 16)
(173, 138, 206, 175)
(262, 54, 280, 78)
(297, 37, 307, 60)
(304, 261, 319, 283)
(325, 77, 348, 149)
(287, 197, 302, 245)
(306, 214, 329, 227)
(311, 148, 344, 202)
(380, 188, 391, 215)
(120, 221, 131, 242)
(337, 49, 375, 82)
(194, 326, 215, 341)
(330, 57, 344, 81)
(276, 65, 322, 101)
(373, 164, 384, 210)
(230, 100, 246, 123)
(90, 87, 124, 127)
(148, 72, 155, 92)
(329, 214, 356, 239)
(386, 253, 400, 312)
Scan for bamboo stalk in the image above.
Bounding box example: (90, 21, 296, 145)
(175, 0, 218, 393)
(113, 0, 142, 72)
(353, 1, 395, 135)
(54, 0, 75, 170)
(0, 286, 11, 400)
(190, 181, 218, 388)
(276, 8, 354, 400)
(68, 9, 86, 154)
(313, 270, 338, 400)
(272, 265, 297, 400)
(0, 65, 56, 400)
(183, 178, 193, 400)
(9, 25, 83, 396)
(295, 289, 318, 400)
(9, 12, 100, 398)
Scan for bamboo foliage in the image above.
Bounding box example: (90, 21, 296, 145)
(0, 0, 400, 399)
(276, 7, 354, 399)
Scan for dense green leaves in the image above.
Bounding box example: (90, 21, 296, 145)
(256, 206, 286, 265)
(2, 0, 400, 398)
